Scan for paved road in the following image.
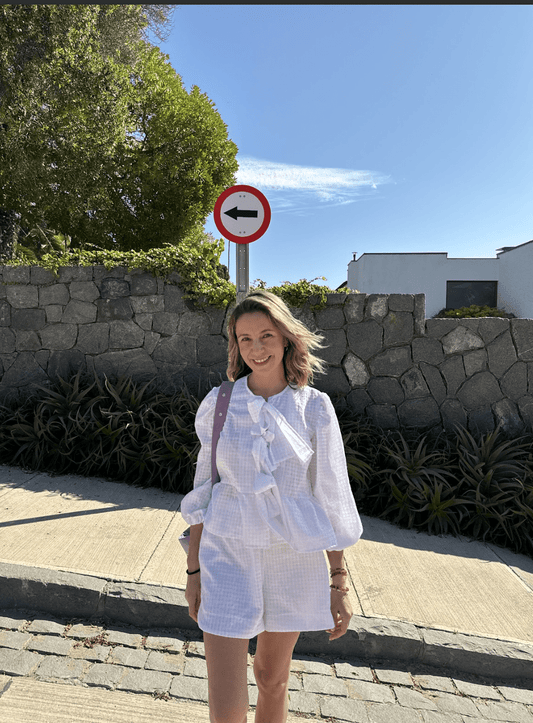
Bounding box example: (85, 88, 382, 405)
(1, 607, 532, 722)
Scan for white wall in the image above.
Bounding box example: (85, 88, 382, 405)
(498, 242, 533, 319)
(347, 253, 500, 318)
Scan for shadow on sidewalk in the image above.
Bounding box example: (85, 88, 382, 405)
(359, 513, 533, 588)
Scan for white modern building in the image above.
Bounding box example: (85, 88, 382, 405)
(346, 240, 533, 318)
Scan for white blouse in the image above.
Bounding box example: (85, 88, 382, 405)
(180, 375, 363, 553)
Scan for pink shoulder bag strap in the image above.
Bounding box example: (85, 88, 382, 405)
(211, 380, 234, 485)
(179, 381, 234, 556)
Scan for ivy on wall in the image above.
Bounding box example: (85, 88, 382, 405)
(6, 241, 235, 308)
(5, 245, 353, 310)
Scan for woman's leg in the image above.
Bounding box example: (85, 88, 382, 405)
(253, 630, 300, 723)
(203, 632, 250, 723)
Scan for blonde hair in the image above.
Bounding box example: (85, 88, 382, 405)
(227, 290, 327, 387)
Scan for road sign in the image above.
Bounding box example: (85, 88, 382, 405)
(213, 185, 271, 244)
(213, 185, 271, 302)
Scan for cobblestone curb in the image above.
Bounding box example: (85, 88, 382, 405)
(1, 610, 533, 723)
(2, 562, 533, 682)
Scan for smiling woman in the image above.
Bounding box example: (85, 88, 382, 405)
(181, 289, 363, 723)
(234, 313, 287, 399)
(227, 289, 327, 391)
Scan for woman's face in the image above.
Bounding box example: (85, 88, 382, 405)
(235, 312, 286, 380)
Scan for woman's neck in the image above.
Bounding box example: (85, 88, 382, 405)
(247, 374, 287, 401)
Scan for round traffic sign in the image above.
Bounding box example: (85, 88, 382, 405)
(213, 185, 271, 244)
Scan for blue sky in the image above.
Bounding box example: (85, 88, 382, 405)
(157, 5, 533, 290)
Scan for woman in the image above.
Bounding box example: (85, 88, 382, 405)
(181, 290, 363, 723)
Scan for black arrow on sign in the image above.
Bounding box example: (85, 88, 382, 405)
(224, 206, 258, 221)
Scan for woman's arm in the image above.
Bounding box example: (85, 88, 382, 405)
(185, 523, 203, 623)
(187, 522, 204, 570)
(326, 550, 344, 570)
(325, 548, 352, 641)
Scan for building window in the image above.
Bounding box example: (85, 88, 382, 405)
(446, 281, 498, 309)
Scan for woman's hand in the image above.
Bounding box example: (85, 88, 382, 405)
(326, 589, 353, 641)
(185, 573, 202, 623)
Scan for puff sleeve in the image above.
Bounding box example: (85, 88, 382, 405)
(308, 393, 363, 551)
(179, 386, 219, 525)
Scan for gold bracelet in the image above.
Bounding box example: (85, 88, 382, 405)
(330, 567, 348, 578)
(330, 584, 350, 592)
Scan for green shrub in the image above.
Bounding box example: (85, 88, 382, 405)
(453, 425, 533, 549)
(0, 372, 201, 494)
(346, 417, 533, 557)
(433, 304, 514, 318)
(252, 277, 351, 310)
(374, 434, 468, 536)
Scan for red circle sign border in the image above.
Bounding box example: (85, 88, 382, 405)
(213, 184, 271, 244)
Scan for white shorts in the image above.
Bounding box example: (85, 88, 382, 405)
(197, 527, 335, 639)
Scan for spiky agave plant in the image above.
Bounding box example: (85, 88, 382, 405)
(0, 371, 105, 473)
(377, 431, 468, 535)
(138, 387, 201, 493)
(454, 424, 533, 550)
(0, 371, 202, 491)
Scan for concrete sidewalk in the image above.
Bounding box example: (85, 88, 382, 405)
(0, 675, 312, 723)
(0, 677, 216, 723)
(1, 465, 533, 681)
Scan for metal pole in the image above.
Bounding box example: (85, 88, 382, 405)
(236, 243, 249, 304)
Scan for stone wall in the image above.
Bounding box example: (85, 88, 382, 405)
(1, 265, 533, 435)
(0, 265, 229, 402)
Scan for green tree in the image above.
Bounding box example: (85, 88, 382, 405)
(0, 5, 140, 255)
(102, 46, 238, 251)
(0, 5, 237, 255)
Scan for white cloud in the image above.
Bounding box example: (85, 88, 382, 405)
(235, 156, 392, 214)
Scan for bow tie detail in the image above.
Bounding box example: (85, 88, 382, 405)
(247, 398, 313, 466)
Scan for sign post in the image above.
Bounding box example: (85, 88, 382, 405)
(236, 243, 249, 301)
(213, 185, 271, 303)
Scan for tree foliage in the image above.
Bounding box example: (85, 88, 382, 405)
(0, 4, 238, 254)
(102, 47, 239, 251)
(0, 5, 133, 246)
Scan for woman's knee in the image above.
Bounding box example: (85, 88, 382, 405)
(253, 657, 291, 694)
(253, 630, 299, 693)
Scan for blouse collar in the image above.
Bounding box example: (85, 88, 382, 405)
(243, 374, 290, 403)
